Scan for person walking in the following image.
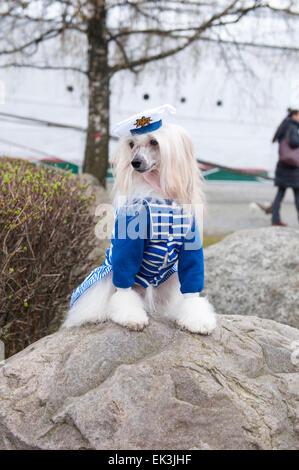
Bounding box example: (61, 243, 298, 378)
(271, 109, 299, 226)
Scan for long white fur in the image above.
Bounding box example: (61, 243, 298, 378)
(112, 124, 206, 224)
(63, 124, 216, 334)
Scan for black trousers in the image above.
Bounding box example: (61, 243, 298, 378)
(272, 187, 299, 224)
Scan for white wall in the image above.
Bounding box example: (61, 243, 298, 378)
(0, 34, 298, 175)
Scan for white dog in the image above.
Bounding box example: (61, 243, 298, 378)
(63, 105, 216, 335)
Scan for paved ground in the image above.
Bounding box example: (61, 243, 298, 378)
(204, 182, 299, 235)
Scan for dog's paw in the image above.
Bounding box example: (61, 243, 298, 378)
(110, 308, 149, 331)
(178, 311, 216, 335)
(122, 317, 149, 331)
(176, 297, 217, 335)
(109, 288, 149, 331)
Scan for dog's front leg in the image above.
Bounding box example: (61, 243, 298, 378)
(155, 275, 217, 335)
(108, 287, 149, 331)
(175, 294, 217, 335)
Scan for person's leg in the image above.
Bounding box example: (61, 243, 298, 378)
(293, 188, 299, 222)
(272, 187, 286, 224)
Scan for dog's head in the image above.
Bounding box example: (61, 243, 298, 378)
(112, 124, 204, 208)
(128, 133, 160, 174)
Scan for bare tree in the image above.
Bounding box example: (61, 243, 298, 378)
(0, 0, 298, 184)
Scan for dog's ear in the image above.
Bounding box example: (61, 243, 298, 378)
(111, 138, 134, 197)
(159, 125, 204, 208)
(111, 138, 130, 166)
(180, 128, 195, 164)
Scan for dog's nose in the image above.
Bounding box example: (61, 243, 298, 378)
(131, 158, 142, 169)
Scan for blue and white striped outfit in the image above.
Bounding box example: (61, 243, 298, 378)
(70, 198, 204, 308)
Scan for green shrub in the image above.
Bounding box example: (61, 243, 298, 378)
(0, 157, 96, 357)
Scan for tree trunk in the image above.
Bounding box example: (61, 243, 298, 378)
(83, 3, 110, 186)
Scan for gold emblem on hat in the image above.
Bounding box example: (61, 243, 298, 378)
(134, 116, 152, 128)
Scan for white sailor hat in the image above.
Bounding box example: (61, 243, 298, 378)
(111, 104, 176, 138)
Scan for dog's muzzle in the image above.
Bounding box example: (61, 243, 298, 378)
(131, 156, 142, 170)
(131, 156, 153, 173)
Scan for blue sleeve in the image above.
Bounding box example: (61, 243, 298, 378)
(178, 217, 204, 294)
(111, 202, 149, 288)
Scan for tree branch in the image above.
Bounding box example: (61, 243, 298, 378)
(0, 62, 87, 74)
(110, 0, 258, 72)
(0, 27, 65, 56)
(263, 2, 299, 17)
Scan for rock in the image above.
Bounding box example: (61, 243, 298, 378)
(0, 315, 298, 450)
(205, 227, 299, 328)
(77, 172, 111, 210)
(77, 173, 101, 188)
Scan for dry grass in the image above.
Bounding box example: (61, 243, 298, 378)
(203, 233, 231, 248)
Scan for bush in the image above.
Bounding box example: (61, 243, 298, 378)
(0, 157, 96, 357)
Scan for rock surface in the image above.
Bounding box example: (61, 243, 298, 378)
(205, 227, 299, 328)
(0, 315, 298, 450)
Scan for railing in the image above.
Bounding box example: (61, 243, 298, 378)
(196, 158, 274, 181)
(0, 111, 274, 181)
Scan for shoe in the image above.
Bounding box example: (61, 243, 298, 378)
(256, 202, 273, 215)
(272, 222, 287, 227)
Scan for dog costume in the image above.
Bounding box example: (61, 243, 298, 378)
(70, 198, 204, 307)
(70, 105, 204, 308)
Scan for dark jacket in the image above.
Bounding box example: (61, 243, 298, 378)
(275, 118, 299, 189)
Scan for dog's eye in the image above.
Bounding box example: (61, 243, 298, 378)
(129, 141, 134, 149)
(150, 139, 158, 146)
